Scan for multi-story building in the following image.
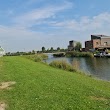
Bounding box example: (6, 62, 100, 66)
(85, 35, 110, 51)
(68, 40, 78, 51)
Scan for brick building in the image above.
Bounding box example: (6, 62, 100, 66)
(85, 35, 110, 51)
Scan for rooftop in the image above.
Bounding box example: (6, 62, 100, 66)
(0, 47, 5, 51)
(91, 35, 110, 38)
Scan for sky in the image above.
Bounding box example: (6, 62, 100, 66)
(1, 0, 110, 52)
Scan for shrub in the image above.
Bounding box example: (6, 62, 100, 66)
(66, 51, 93, 57)
(34, 56, 42, 62)
(39, 54, 48, 60)
(49, 60, 76, 72)
(24, 54, 48, 62)
(53, 53, 65, 57)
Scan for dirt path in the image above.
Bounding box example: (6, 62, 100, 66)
(0, 81, 16, 109)
(0, 102, 6, 110)
(0, 81, 16, 90)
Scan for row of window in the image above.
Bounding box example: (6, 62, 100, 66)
(96, 42, 108, 46)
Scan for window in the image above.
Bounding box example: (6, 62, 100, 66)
(96, 42, 99, 45)
(104, 42, 108, 46)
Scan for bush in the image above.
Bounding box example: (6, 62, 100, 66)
(66, 51, 93, 57)
(34, 56, 42, 62)
(24, 54, 48, 62)
(39, 54, 48, 60)
(53, 53, 65, 57)
(49, 60, 76, 72)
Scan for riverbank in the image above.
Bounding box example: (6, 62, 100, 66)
(52, 51, 94, 57)
(0, 56, 110, 110)
(66, 51, 94, 57)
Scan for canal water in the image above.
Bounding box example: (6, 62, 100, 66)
(46, 54, 110, 81)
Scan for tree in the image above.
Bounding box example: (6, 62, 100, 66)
(60, 48, 65, 52)
(50, 47, 54, 52)
(42, 47, 45, 52)
(46, 48, 50, 52)
(32, 50, 35, 54)
(57, 47, 60, 52)
(75, 42, 82, 51)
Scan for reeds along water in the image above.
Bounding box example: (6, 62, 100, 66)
(49, 60, 76, 72)
(72, 60, 80, 70)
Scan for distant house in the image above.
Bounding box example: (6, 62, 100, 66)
(68, 40, 78, 51)
(85, 35, 110, 51)
(0, 46, 5, 56)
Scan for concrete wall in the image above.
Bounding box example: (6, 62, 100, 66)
(0, 51, 5, 56)
(101, 38, 110, 46)
(68, 40, 78, 51)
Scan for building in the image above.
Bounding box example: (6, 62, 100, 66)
(85, 35, 110, 51)
(0, 46, 5, 57)
(68, 40, 78, 51)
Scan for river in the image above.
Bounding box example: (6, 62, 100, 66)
(46, 54, 110, 81)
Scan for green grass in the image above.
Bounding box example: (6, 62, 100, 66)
(0, 56, 110, 110)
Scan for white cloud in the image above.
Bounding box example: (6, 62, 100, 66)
(1, 11, 110, 52)
(52, 12, 110, 31)
(0, 25, 71, 52)
(44, 12, 110, 48)
(2, 1, 110, 52)
(0, 25, 47, 51)
(13, 1, 73, 28)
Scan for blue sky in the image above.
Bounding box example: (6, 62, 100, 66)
(1, 0, 110, 52)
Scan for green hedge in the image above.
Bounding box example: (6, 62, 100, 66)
(66, 51, 93, 57)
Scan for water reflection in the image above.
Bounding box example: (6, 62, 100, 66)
(46, 54, 110, 81)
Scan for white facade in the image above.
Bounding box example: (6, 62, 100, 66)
(0, 47, 5, 57)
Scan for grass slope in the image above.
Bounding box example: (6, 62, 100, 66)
(0, 56, 110, 110)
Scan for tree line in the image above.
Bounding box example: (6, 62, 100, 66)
(5, 42, 82, 56)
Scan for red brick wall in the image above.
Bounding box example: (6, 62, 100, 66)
(85, 39, 101, 50)
(93, 39, 101, 48)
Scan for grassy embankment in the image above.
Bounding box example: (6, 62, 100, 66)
(23, 53, 48, 62)
(0, 56, 110, 110)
